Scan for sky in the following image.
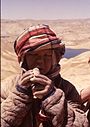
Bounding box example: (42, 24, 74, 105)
(1, 0, 90, 20)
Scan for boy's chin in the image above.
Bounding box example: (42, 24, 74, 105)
(41, 70, 50, 75)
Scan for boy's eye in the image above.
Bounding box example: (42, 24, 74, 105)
(29, 53, 38, 57)
(44, 54, 52, 58)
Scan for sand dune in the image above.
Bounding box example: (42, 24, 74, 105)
(60, 51, 90, 92)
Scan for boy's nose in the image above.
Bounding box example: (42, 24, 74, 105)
(36, 56, 44, 63)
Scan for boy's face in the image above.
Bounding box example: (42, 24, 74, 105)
(25, 49, 53, 74)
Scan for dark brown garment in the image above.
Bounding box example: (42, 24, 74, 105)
(41, 75, 89, 127)
(87, 103, 90, 125)
(1, 75, 89, 127)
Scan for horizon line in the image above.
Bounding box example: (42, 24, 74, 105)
(1, 18, 90, 21)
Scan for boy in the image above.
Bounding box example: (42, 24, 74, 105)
(1, 24, 89, 127)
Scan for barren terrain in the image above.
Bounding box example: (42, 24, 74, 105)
(1, 19, 90, 92)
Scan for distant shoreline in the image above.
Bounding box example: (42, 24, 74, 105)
(64, 48, 90, 58)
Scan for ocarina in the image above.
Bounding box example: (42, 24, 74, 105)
(30, 68, 44, 99)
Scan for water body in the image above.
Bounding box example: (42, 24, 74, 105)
(64, 48, 90, 58)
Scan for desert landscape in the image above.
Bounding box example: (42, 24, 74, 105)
(1, 19, 90, 92)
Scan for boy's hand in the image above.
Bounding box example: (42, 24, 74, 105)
(30, 74, 53, 99)
(17, 68, 53, 99)
(80, 86, 90, 103)
(18, 69, 35, 87)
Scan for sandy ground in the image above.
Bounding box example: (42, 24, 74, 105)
(1, 19, 90, 92)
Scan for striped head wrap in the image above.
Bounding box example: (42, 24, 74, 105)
(14, 24, 65, 63)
